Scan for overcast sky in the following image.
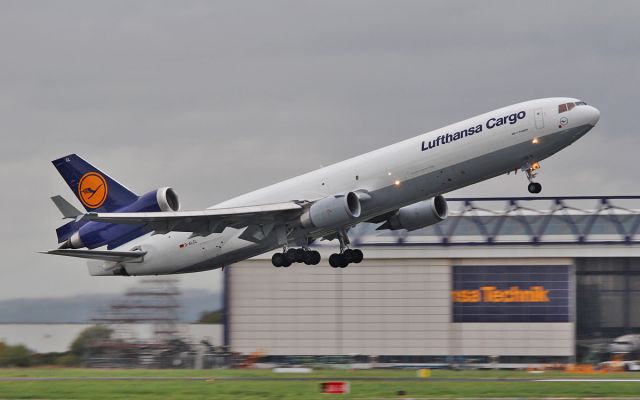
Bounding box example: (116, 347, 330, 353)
(0, 1, 637, 300)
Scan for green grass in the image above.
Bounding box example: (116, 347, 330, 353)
(0, 368, 639, 399)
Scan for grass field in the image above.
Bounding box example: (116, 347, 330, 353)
(1, 368, 640, 399)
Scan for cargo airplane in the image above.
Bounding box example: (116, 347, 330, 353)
(44, 98, 600, 275)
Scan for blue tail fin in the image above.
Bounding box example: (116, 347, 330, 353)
(52, 154, 139, 212)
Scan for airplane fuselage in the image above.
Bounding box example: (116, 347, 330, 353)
(89, 97, 600, 275)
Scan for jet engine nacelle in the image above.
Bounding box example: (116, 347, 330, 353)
(67, 187, 180, 249)
(382, 195, 448, 231)
(300, 192, 362, 229)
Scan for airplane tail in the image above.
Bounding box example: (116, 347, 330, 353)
(52, 154, 139, 212)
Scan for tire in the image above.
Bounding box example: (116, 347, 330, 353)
(294, 248, 306, 263)
(329, 254, 340, 268)
(310, 250, 321, 265)
(271, 253, 284, 267)
(281, 259, 292, 268)
(303, 251, 314, 265)
(343, 249, 355, 263)
(285, 248, 297, 263)
(528, 182, 538, 194)
(352, 249, 364, 263)
(333, 254, 348, 268)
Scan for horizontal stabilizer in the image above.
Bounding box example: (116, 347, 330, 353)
(51, 195, 83, 219)
(41, 249, 146, 262)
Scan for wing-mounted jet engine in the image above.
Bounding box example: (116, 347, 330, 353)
(378, 195, 448, 231)
(299, 192, 362, 229)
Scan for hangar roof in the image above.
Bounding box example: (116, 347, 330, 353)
(355, 196, 640, 247)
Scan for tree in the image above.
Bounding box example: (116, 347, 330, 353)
(197, 309, 223, 324)
(70, 325, 113, 357)
(0, 341, 32, 367)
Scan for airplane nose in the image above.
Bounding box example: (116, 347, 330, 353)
(587, 105, 600, 126)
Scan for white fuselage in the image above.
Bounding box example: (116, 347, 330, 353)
(92, 97, 599, 275)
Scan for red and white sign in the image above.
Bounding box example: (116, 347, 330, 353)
(320, 381, 350, 394)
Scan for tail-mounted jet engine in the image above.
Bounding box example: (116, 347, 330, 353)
(379, 195, 448, 231)
(63, 187, 180, 249)
(300, 192, 362, 229)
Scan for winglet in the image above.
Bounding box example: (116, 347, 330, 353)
(51, 195, 83, 219)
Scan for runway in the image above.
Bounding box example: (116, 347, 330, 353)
(1, 376, 640, 382)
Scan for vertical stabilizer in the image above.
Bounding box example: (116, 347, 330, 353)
(52, 154, 139, 212)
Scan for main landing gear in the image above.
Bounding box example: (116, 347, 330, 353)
(523, 161, 542, 194)
(271, 231, 366, 268)
(329, 248, 364, 268)
(328, 230, 364, 268)
(272, 247, 321, 267)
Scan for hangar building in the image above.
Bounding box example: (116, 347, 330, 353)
(223, 196, 640, 365)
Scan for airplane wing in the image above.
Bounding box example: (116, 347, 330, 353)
(42, 249, 146, 262)
(80, 201, 305, 237)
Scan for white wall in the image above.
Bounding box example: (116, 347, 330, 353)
(228, 256, 574, 358)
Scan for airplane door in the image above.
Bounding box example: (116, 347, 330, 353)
(534, 108, 544, 129)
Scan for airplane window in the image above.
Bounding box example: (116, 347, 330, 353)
(559, 104, 568, 113)
(575, 101, 587, 106)
(567, 103, 576, 111)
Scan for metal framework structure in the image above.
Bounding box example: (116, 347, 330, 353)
(89, 278, 186, 368)
(362, 196, 640, 246)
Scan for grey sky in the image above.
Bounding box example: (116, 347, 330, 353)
(0, 1, 637, 300)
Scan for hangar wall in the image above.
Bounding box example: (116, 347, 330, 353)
(226, 256, 574, 360)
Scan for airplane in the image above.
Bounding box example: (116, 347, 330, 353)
(609, 335, 640, 354)
(43, 97, 600, 276)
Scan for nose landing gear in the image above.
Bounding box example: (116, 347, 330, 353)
(523, 161, 542, 194)
(528, 182, 542, 194)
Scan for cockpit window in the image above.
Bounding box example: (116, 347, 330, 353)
(558, 101, 587, 113)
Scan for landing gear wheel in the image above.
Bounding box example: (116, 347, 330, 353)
(329, 253, 348, 268)
(343, 249, 356, 263)
(351, 249, 364, 263)
(329, 254, 341, 268)
(527, 182, 542, 194)
(281, 259, 292, 268)
(535, 182, 542, 193)
(285, 248, 297, 263)
(336, 254, 348, 268)
(294, 248, 306, 263)
(310, 250, 321, 265)
(303, 251, 315, 265)
(271, 253, 284, 267)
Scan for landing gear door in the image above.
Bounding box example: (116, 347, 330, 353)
(534, 108, 544, 129)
